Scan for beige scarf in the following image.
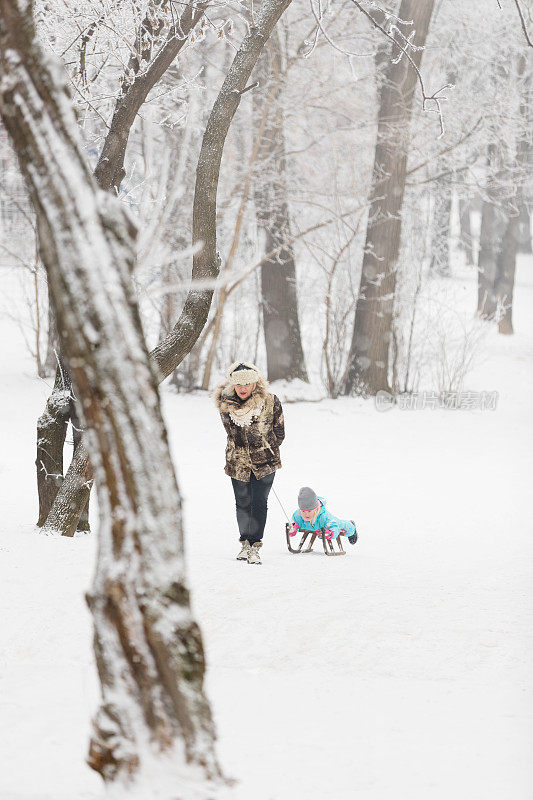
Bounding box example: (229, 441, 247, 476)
(228, 393, 265, 427)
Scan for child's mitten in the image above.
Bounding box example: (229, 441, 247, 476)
(323, 528, 334, 540)
(288, 523, 299, 537)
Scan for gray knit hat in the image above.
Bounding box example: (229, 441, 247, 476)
(298, 487, 319, 511)
(227, 361, 261, 386)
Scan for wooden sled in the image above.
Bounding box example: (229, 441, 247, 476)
(285, 523, 347, 557)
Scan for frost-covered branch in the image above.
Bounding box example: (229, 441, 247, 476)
(510, 0, 533, 46)
(305, 0, 452, 136)
(95, 0, 209, 191)
(352, 0, 452, 136)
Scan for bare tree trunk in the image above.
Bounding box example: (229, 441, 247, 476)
(159, 261, 179, 340)
(496, 212, 520, 334)
(253, 32, 308, 382)
(517, 203, 531, 254)
(42, 443, 92, 535)
(0, 4, 222, 791)
(43, 282, 59, 375)
(39, 0, 294, 537)
(38, 269, 70, 523)
(37, 356, 91, 531)
(458, 198, 475, 266)
(36, 359, 71, 525)
(477, 146, 507, 318)
(429, 172, 452, 275)
(344, 0, 434, 395)
(478, 56, 530, 324)
(495, 56, 531, 335)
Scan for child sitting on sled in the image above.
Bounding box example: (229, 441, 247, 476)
(288, 487, 358, 544)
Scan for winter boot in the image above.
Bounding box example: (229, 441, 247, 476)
(236, 540, 251, 561)
(348, 522, 358, 546)
(247, 541, 262, 565)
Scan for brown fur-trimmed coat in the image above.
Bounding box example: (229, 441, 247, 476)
(214, 376, 285, 481)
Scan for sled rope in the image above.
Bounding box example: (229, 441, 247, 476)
(272, 486, 291, 524)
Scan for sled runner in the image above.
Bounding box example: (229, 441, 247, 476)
(285, 523, 352, 557)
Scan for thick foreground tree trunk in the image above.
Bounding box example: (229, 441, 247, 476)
(0, 2, 222, 792)
(41, 0, 294, 537)
(344, 0, 434, 396)
(253, 33, 308, 382)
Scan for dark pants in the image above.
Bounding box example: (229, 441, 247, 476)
(231, 472, 275, 544)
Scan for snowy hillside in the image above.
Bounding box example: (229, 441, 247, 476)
(1, 256, 532, 800)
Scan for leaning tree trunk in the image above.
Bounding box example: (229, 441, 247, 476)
(41, 443, 92, 536)
(0, 3, 222, 791)
(253, 33, 308, 382)
(344, 0, 434, 396)
(39, 0, 294, 537)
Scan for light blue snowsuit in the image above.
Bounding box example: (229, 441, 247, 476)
(291, 496, 355, 540)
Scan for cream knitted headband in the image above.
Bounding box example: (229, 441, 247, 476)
(227, 361, 261, 386)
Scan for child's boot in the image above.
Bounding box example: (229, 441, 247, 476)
(247, 541, 262, 565)
(348, 522, 358, 545)
(236, 540, 251, 560)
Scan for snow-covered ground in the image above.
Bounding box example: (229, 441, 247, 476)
(1, 257, 532, 800)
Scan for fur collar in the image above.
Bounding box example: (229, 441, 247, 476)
(214, 374, 270, 414)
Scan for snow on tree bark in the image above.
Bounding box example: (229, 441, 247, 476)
(429, 172, 452, 276)
(458, 199, 475, 266)
(253, 31, 308, 383)
(483, 55, 531, 333)
(477, 144, 507, 318)
(0, 1, 222, 791)
(344, 0, 435, 396)
(36, 357, 71, 526)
